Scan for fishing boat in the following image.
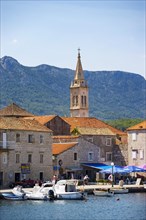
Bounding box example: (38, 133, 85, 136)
(93, 189, 114, 197)
(53, 180, 85, 200)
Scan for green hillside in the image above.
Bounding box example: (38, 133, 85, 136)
(0, 56, 146, 120)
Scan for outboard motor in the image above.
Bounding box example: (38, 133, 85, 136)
(48, 190, 55, 201)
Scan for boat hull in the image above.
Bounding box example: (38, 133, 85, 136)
(93, 190, 114, 197)
(26, 192, 48, 200)
(55, 192, 85, 200)
(2, 193, 27, 201)
(110, 188, 129, 194)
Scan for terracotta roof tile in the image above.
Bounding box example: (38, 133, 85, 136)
(77, 127, 115, 135)
(62, 117, 125, 135)
(0, 117, 52, 132)
(52, 142, 78, 155)
(0, 103, 34, 117)
(127, 120, 146, 131)
(25, 115, 56, 125)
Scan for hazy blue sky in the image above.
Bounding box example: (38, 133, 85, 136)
(1, 0, 145, 77)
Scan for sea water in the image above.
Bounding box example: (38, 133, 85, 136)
(0, 193, 145, 220)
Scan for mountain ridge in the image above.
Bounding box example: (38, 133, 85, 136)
(0, 56, 146, 120)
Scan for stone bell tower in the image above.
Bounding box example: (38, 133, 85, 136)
(70, 49, 89, 117)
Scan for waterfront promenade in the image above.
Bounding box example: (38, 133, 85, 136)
(0, 183, 145, 194)
(77, 183, 145, 193)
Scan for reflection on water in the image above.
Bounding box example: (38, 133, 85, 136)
(0, 193, 146, 220)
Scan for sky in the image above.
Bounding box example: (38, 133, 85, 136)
(0, 0, 145, 78)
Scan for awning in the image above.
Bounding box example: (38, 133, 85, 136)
(81, 163, 110, 170)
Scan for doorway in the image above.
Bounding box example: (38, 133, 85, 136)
(0, 172, 3, 186)
(39, 172, 43, 181)
(15, 173, 20, 182)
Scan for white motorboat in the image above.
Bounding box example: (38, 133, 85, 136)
(26, 191, 48, 200)
(53, 179, 85, 200)
(93, 189, 114, 197)
(110, 188, 129, 194)
(25, 182, 54, 200)
(2, 186, 27, 200)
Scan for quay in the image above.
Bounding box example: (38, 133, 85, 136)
(77, 184, 145, 193)
(0, 184, 145, 196)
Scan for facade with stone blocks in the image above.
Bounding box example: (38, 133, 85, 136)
(0, 105, 53, 188)
(127, 120, 146, 166)
(52, 136, 100, 180)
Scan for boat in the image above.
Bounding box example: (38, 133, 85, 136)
(93, 189, 114, 197)
(2, 192, 27, 200)
(110, 188, 129, 194)
(25, 181, 54, 200)
(53, 179, 85, 200)
(2, 186, 27, 200)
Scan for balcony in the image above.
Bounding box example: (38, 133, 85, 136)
(0, 141, 16, 151)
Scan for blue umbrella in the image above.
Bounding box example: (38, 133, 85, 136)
(99, 165, 126, 174)
(123, 165, 145, 173)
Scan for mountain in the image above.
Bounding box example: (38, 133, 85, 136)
(0, 56, 146, 120)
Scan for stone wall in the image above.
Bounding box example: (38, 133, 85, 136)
(128, 130, 146, 166)
(0, 129, 53, 187)
(53, 136, 100, 175)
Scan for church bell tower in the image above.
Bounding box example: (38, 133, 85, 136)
(70, 49, 89, 117)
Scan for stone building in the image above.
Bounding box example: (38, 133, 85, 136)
(127, 120, 146, 166)
(62, 117, 128, 166)
(0, 104, 53, 187)
(52, 135, 100, 181)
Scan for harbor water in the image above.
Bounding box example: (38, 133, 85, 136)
(0, 193, 145, 220)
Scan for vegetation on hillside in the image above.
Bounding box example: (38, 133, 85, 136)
(105, 118, 144, 131)
(0, 56, 146, 120)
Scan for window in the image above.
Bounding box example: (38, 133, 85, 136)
(132, 150, 137, 159)
(106, 152, 112, 161)
(132, 133, 137, 141)
(73, 96, 76, 106)
(76, 96, 78, 106)
(81, 95, 86, 107)
(74, 153, 77, 161)
(40, 135, 44, 144)
(106, 138, 112, 146)
(16, 134, 20, 142)
(2, 133, 7, 148)
(28, 154, 32, 163)
(88, 152, 94, 161)
(84, 96, 86, 106)
(140, 150, 144, 159)
(40, 154, 44, 163)
(81, 96, 84, 106)
(16, 154, 20, 163)
(2, 153, 7, 164)
(28, 134, 34, 143)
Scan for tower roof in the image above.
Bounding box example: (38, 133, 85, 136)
(74, 49, 84, 80)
